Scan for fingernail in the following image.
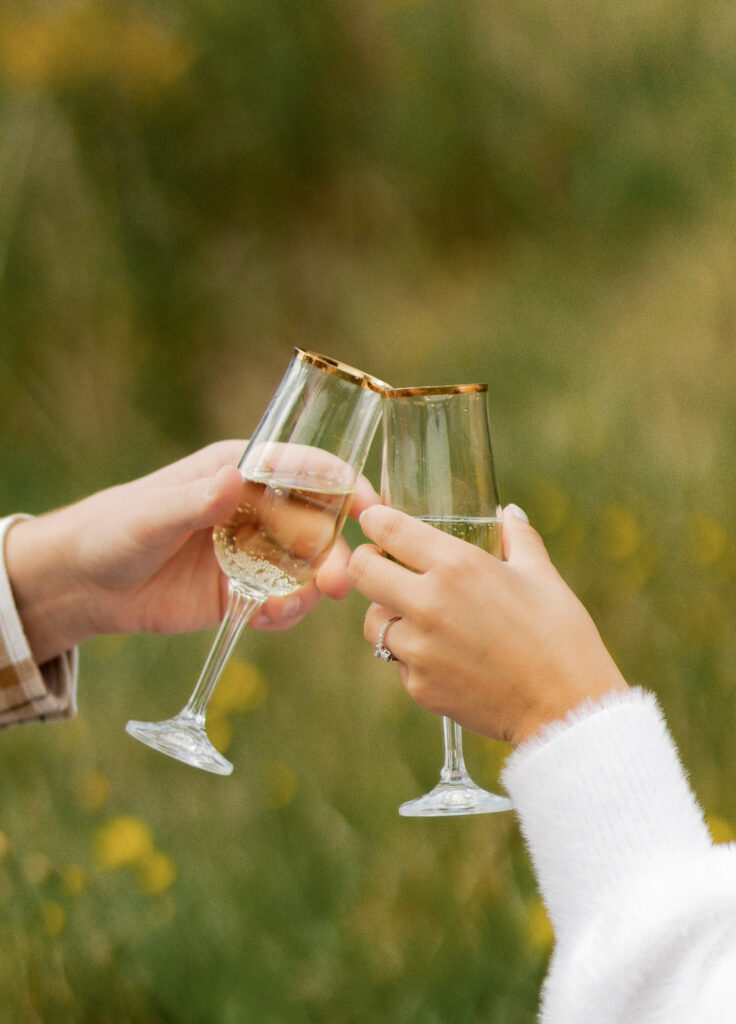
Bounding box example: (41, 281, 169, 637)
(282, 596, 303, 619)
(252, 594, 302, 625)
(206, 476, 217, 497)
(506, 503, 529, 523)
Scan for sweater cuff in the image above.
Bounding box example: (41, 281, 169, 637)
(501, 688, 712, 943)
(0, 515, 78, 728)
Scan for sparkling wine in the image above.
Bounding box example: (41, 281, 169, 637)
(213, 473, 353, 598)
(418, 515, 503, 558)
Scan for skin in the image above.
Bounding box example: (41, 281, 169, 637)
(347, 503, 628, 747)
(5, 440, 378, 666)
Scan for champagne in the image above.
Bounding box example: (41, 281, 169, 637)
(418, 515, 503, 558)
(213, 472, 353, 598)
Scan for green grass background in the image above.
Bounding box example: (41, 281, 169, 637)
(3, 0, 736, 1020)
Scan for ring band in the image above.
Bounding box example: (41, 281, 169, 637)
(374, 616, 401, 663)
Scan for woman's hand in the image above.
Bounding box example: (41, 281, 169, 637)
(347, 504, 627, 746)
(6, 441, 378, 664)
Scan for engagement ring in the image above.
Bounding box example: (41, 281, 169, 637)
(374, 616, 401, 662)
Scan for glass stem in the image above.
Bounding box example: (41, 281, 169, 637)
(183, 584, 264, 723)
(440, 716, 468, 782)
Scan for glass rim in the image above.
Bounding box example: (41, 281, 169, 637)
(381, 383, 488, 399)
(295, 348, 390, 393)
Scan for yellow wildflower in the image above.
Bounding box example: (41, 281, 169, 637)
(210, 660, 267, 716)
(94, 815, 153, 870)
(526, 898, 554, 952)
(600, 505, 642, 561)
(0, 4, 194, 95)
(206, 715, 233, 754)
(137, 851, 177, 896)
(707, 815, 735, 845)
(62, 865, 87, 896)
(688, 514, 728, 567)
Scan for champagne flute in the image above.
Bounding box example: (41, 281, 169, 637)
(381, 384, 513, 816)
(127, 348, 387, 775)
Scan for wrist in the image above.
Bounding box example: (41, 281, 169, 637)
(511, 673, 630, 748)
(4, 513, 93, 665)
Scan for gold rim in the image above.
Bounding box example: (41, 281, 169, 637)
(381, 383, 487, 398)
(295, 348, 390, 393)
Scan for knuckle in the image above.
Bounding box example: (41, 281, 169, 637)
(347, 545, 371, 585)
(402, 630, 432, 670)
(411, 584, 441, 630)
(404, 668, 444, 717)
(363, 616, 374, 643)
(404, 672, 430, 707)
(363, 604, 385, 644)
(131, 517, 158, 552)
(374, 510, 403, 553)
(450, 542, 481, 574)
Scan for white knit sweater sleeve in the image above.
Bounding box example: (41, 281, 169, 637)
(501, 688, 736, 1024)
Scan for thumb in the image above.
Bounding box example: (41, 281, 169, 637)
(348, 474, 380, 521)
(132, 464, 242, 549)
(502, 504, 551, 568)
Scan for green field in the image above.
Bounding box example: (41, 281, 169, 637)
(3, 1, 736, 1020)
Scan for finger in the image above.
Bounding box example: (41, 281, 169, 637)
(241, 442, 355, 490)
(249, 583, 320, 631)
(252, 526, 360, 627)
(357, 504, 465, 572)
(347, 542, 420, 613)
(365, 603, 406, 662)
(313, 536, 353, 600)
(501, 504, 551, 569)
(139, 440, 246, 488)
(364, 602, 400, 644)
(348, 475, 380, 520)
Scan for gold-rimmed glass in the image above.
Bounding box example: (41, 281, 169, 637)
(381, 383, 513, 816)
(127, 348, 387, 775)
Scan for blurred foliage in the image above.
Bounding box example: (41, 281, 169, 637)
(3, 0, 736, 1020)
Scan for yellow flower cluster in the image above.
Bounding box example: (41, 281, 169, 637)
(94, 815, 176, 895)
(0, 1, 193, 95)
(598, 504, 658, 590)
(26, 864, 89, 938)
(207, 659, 267, 755)
(688, 513, 736, 578)
(706, 814, 736, 845)
(77, 770, 111, 813)
(526, 897, 554, 953)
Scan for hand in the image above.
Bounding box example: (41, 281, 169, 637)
(347, 504, 628, 746)
(6, 441, 379, 664)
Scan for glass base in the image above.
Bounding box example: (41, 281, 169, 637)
(126, 712, 233, 776)
(399, 775, 512, 817)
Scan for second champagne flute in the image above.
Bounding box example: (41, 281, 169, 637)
(126, 348, 387, 775)
(381, 384, 513, 816)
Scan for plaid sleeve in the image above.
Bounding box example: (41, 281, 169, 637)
(0, 515, 78, 729)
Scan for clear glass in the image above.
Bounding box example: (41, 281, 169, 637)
(126, 348, 387, 775)
(381, 384, 513, 816)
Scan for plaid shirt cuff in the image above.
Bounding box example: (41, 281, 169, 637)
(0, 515, 78, 728)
